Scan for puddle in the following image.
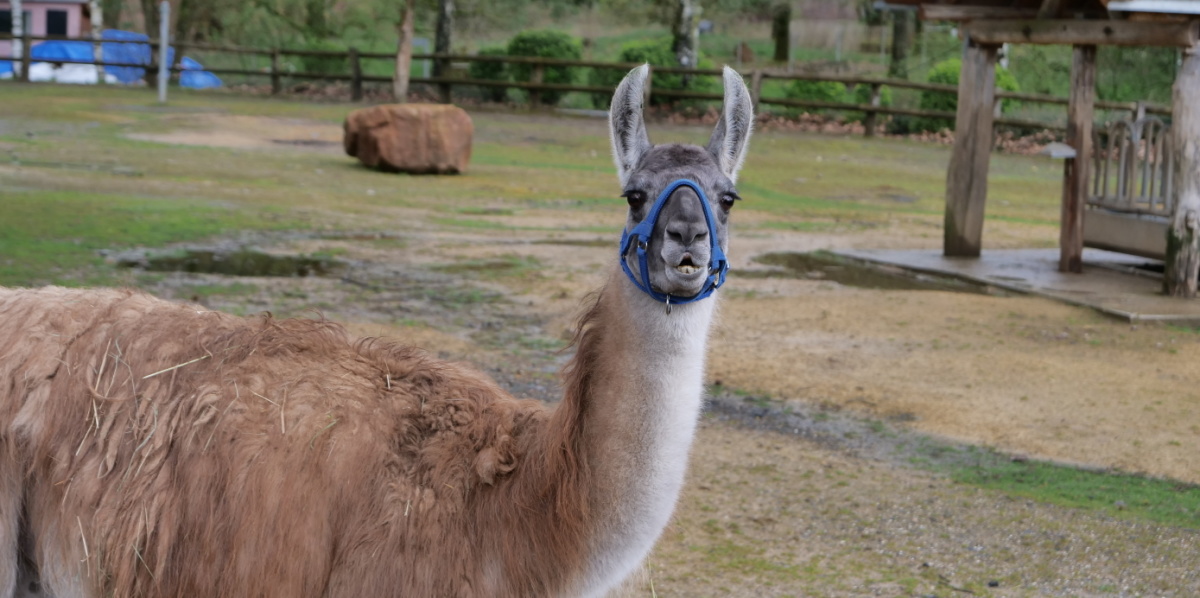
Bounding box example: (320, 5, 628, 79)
(118, 249, 345, 277)
(750, 251, 989, 293)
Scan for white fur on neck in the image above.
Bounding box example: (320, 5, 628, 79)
(574, 281, 716, 598)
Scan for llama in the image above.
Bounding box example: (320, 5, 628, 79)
(0, 64, 753, 598)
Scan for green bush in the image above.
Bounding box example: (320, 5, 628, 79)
(588, 37, 720, 109)
(781, 78, 848, 117)
(469, 46, 509, 103)
(506, 30, 583, 106)
(906, 57, 1020, 133)
(843, 83, 894, 123)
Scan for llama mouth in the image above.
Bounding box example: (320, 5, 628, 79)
(674, 264, 702, 276)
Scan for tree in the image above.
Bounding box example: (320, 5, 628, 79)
(771, 2, 789, 62)
(672, 0, 701, 74)
(394, 0, 416, 101)
(888, 10, 913, 79)
(140, 0, 160, 36)
(433, 0, 453, 102)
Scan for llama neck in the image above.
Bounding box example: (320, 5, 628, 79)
(562, 268, 716, 597)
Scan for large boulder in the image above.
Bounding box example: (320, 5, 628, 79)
(343, 104, 473, 174)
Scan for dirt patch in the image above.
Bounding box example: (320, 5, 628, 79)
(126, 114, 343, 152)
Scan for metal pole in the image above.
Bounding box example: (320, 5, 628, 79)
(157, 0, 169, 103)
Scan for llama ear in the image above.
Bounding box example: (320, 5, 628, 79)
(706, 66, 755, 184)
(609, 64, 652, 187)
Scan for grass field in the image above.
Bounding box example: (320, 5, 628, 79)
(3, 82, 1198, 596)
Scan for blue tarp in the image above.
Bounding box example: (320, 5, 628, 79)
(101, 29, 153, 84)
(180, 56, 221, 89)
(1, 29, 220, 88)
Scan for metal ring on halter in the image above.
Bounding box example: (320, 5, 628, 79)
(618, 179, 729, 307)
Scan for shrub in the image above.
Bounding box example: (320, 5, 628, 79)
(469, 46, 509, 103)
(907, 57, 1020, 133)
(506, 30, 582, 106)
(297, 38, 348, 77)
(781, 78, 848, 117)
(588, 37, 720, 109)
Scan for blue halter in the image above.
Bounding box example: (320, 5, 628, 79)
(619, 179, 729, 309)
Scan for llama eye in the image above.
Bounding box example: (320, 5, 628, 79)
(718, 192, 739, 212)
(622, 190, 647, 210)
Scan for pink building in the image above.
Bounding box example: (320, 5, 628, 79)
(1, 0, 90, 58)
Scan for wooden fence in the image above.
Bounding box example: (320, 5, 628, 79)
(1, 33, 1171, 136)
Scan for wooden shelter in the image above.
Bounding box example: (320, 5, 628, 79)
(890, 0, 1200, 296)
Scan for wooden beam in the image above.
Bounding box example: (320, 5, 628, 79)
(1166, 45, 1200, 297)
(944, 40, 1000, 258)
(1037, 0, 1064, 19)
(919, 5, 1039, 22)
(965, 20, 1200, 47)
(1060, 45, 1096, 274)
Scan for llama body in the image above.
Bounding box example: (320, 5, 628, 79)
(0, 65, 752, 598)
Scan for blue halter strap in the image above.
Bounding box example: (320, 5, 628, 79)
(619, 179, 729, 307)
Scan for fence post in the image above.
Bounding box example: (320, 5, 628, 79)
(1134, 100, 1147, 122)
(530, 62, 544, 108)
(864, 82, 883, 138)
(349, 46, 363, 102)
(19, 31, 32, 83)
(271, 49, 282, 95)
(750, 69, 764, 112)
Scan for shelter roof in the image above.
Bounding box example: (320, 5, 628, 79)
(886, 0, 1199, 20)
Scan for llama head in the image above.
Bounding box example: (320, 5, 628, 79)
(609, 64, 754, 302)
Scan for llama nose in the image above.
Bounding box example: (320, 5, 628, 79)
(666, 219, 708, 247)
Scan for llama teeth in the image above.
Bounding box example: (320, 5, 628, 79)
(676, 265, 701, 275)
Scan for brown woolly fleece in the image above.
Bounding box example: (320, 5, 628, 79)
(0, 286, 593, 597)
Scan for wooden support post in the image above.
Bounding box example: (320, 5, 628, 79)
(943, 39, 999, 258)
(864, 82, 883, 138)
(349, 47, 363, 102)
(1166, 45, 1200, 297)
(529, 63, 544, 108)
(271, 50, 282, 95)
(1060, 44, 1096, 274)
(18, 31, 32, 83)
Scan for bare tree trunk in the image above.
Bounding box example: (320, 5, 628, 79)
(141, 0, 160, 87)
(393, 0, 415, 102)
(672, 0, 701, 86)
(434, 0, 454, 102)
(888, 10, 912, 79)
(771, 3, 790, 63)
(140, 0, 160, 35)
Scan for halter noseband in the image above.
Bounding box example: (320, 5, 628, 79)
(619, 179, 729, 310)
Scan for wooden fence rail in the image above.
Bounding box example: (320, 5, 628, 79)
(0, 33, 1171, 133)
